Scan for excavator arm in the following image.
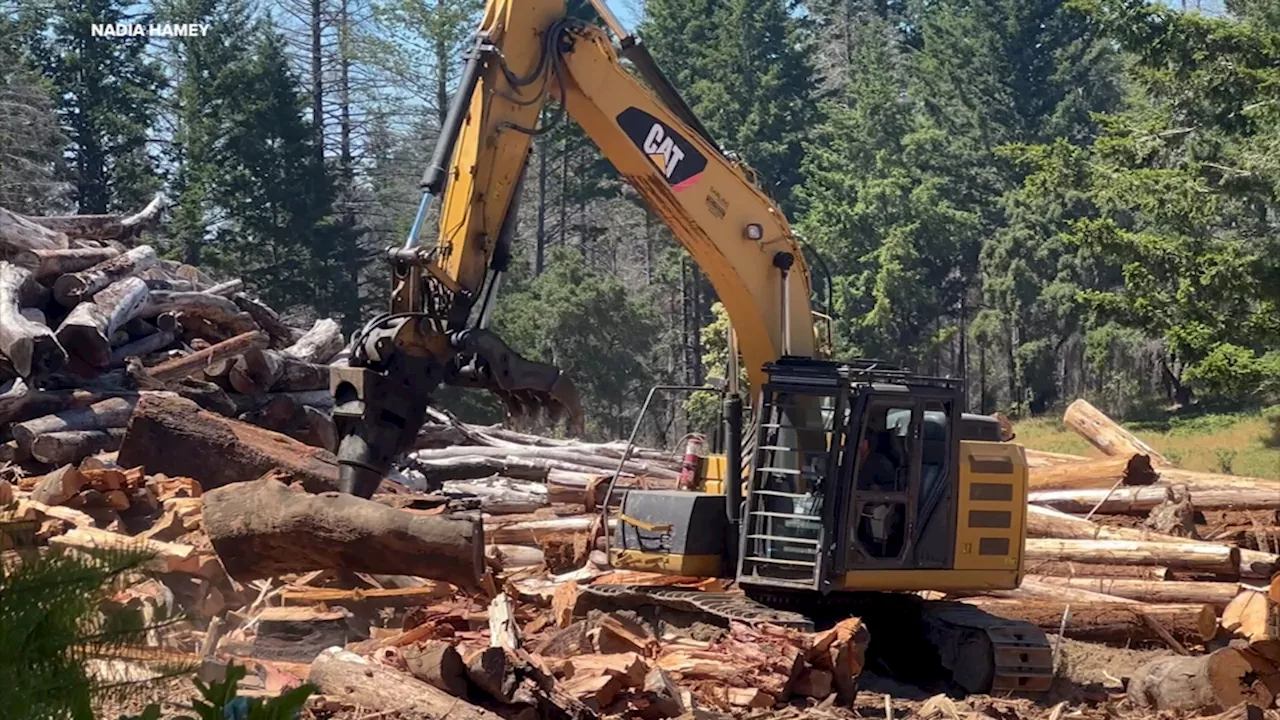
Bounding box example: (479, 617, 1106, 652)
(330, 0, 817, 497)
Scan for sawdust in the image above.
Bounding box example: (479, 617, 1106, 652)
(1054, 637, 1171, 686)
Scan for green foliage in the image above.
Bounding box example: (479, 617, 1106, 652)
(0, 14, 65, 212)
(1213, 447, 1238, 475)
(0, 539, 187, 720)
(1262, 405, 1280, 448)
(23, 0, 165, 213)
(123, 664, 314, 720)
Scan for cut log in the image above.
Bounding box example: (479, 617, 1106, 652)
(1023, 560, 1170, 580)
(48, 525, 198, 573)
(140, 330, 267, 385)
(53, 245, 157, 307)
(117, 394, 343, 493)
(1063, 399, 1169, 464)
(404, 640, 468, 697)
(1022, 575, 1239, 607)
(0, 380, 133, 427)
(560, 672, 622, 710)
(1028, 454, 1157, 490)
(204, 279, 241, 297)
(28, 193, 166, 241)
(0, 205, 68, 252)
(0, 263, 65, 377)
(140, 291, 257, 336)
(444, 478, 549, 514)
(30, 464, 87, 505)
(231, 294, 299, 348)
(489, 592, 521, 650)
(309, 648, 504, 720)
(486, 544, 546, 570)
(412, 445, 679, 480)
(247, 606, 350, 663)
(1024, 538, 1240, 573)
(1026, 505, 1278, 579)
(466, 646, 518, 702)
(12, 247, 120, 280)
(1221, 590, 1276, 644)
(229, 348, 327, 395)
(30, 429, 126, 466)
(554, 653, 647, 688)
(13, 396, 141, 451)
(56, 276, 150, 370)
(109, 330, 175, 366)
(200, 474, 483, 588)
(283, 318, 343, 364)
(960, 598, 1217, 644)
(280, 585, 448, 608)
(1029, 486, 1280, 514)
(1128, 646, 1277, 712)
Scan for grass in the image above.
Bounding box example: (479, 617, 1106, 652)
(1014, 404, 1280, 480)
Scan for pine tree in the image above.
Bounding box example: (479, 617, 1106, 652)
(0, 12, 65, 213)
(25, 0, 164, 213)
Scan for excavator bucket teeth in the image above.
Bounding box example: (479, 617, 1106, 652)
(445, 329, 585, 435)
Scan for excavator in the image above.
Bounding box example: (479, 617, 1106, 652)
(328, 0, 1055, 696)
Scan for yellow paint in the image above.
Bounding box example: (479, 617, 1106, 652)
(610, 549, 724, 577)
(953, 441, 1027, 578)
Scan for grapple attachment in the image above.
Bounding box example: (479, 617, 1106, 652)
(445, 328, 585, 434)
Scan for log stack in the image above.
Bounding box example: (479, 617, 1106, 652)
(0, 197, 349, 472)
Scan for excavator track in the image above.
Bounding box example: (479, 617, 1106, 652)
(578, 585, 1053, 695)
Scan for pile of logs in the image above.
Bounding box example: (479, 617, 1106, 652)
(0, 196, 349, 483)
(967, 399, 1280, 714)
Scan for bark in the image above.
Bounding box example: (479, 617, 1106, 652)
(201, 475, 483, 588)
(1028, 486, 1280, 514)
(53, 245, 157, 307)
(1063, 398, 1169, 463)
(308, 648, 504, 720)
(10, 247, 119, 281)
(55, 276, 150, 370)
(1022, 560, 1170, 580)
(404, 640, 468, 697)
(117, 394, 343, 493)
(283, 317, 343, 364)
(960, 598, 1218, 644)
(1022, 575, 1240, 607)
(411, 445, 679, 480)
(1028, 454, 1157, 490)
(1128, 647, 1278, 713)
(229, 348, 327, 395)
(204, 279, 241, 297)
(443, 477, 549, 514)
(486, 544, 546, 570)
(140, 330, 267, 385)
(109, 330, 175, 367)
(28, 193, 166, 241)
(1023, 538, 1239, 574)
(489, 593, 521, 650)
(0, 263, 65, 377)
(0, 379, 132, 426)
(0, 205, 68, 252)
(231, 294, 299, 348)
(1158, 468, 1280, 493)
(30, 428, 126, 466)
(1028, 504, 1279, 580)
(12, 395, 141, 451)
(141, 291, 258, 336)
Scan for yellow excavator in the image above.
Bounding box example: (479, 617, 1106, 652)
(329, 0, 1054, 695)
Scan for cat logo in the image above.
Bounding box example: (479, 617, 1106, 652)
(617, 107, 707, 191)
(643, 123, 686, 180)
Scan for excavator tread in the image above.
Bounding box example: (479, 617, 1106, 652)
(579, 585, 1054, 695)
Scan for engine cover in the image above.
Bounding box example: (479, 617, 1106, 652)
(610, 490, 730, 577)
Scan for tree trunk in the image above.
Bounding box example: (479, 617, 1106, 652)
(230, 348, 327, 395)
(1220, 590, 1277, 644)
(141, 292, 258, 337)
(1028, 453, 1157, 490)
(12, 395, 142, 451)
(11, 247, 119, 281)
(960, 598, 1217, 644)
(53, 245, 157, 307)
(27, 193, 166, 241)
(0, 379, 133, 426)
(30, 428, 126, 466)
(404, 640, 468, 697)
(1023, 560, 1170, 580)
(117, 394, 343, 493)
(0, 205, 67, 252)
(1027, 504, 1278, 579)
(284, 317, 343, 364)
(1023, 538, 1239, 574)
(141, 330, 267, 385)
(202, 475, 483, 587)
(1063, 398, 1169, 464)
(1128, 647, 1278, 713)
(55, 276, 150, 370)
(1029, 486, 1280, 514)
(232, 294, 300, 348)
(0, 263, 66, 377)
(109, 330, 175, 367)
(309, 648, 503, 720)
(204, 279, 242, 297)
(411, 445, 678, 480)
(1022, 575, 1239, 607)
(1024, 449, 1092, 468)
